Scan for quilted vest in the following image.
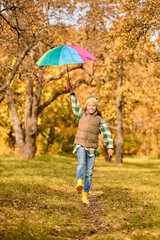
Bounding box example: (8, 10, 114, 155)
(74, 111, 101, 148)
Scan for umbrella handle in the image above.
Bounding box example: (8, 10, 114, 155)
(67, 64, 70, 82)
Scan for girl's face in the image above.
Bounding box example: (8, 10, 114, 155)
(86, 103, 97, 114)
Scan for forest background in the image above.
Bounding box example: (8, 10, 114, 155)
(0, 0, 159, 163)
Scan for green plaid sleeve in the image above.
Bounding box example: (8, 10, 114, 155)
(70, 93, 83, 121)
(99, 118, 113, 149)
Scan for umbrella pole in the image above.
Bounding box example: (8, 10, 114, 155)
(67, 64, 70, 82)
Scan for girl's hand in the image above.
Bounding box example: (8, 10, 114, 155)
(108, 148, 114, 158)
(64, 82, 73, 92)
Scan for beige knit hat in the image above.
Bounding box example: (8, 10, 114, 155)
(85, 96, 98, 107)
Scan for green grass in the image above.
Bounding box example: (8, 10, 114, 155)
(0, 155, 160, 240)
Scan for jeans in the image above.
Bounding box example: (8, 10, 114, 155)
(77, 146, 96, 193)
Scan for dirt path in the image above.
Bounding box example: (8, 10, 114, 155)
(78, 194, 109, 239)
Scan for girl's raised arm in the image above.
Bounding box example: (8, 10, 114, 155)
(70, 92, 83, 122)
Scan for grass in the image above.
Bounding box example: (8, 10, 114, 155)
(0, 154, 160, 240)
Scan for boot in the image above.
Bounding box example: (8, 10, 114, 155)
(82, 191, 90, 204)
(76, 179, 83, 194)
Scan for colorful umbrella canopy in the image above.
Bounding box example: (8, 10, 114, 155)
(37, 42, 97, 66)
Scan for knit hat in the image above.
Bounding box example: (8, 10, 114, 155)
(85, 96, 98, 107)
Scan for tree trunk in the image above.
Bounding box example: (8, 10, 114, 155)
(19, 139, 37, 159)
(5, 89, 25, 149)
(4, 66, 42, 159)
(5, 89, 38, 159)
(116, 63, 124, 164)
(8, 126, 16, 151)
(19, 120, 37, 159)
(47, 118, 56, 153)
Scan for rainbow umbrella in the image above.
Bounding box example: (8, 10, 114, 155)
(37, 41, 97, 83)
(37, 41, 97, 66)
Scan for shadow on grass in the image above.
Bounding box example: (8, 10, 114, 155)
(99, 185, 160, 236)
(0, 181, 78, 211)
(0, 180, 107, 240)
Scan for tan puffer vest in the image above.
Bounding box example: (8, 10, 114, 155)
(74, 111, 101, 148)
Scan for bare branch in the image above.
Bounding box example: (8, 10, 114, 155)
(42, 64, 83, 86)
(0, 44, 33, 94)
(25, 79, 33, 123)
(107, 124, 117, 130)
(82, 48, 112, 82)
(0, 12, 21, 37)
(38, 78, 95, 114)
(0, 96, 4, 103)
(37, 129, 48, 141)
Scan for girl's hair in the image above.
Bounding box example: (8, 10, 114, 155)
(83, 107, 102, 117)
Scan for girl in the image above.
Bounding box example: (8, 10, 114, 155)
(70, 92, 114, 204)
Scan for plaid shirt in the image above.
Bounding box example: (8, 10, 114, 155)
(70, 93, 113, 156)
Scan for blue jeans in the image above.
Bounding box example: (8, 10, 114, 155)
(77, 146, 96, 193)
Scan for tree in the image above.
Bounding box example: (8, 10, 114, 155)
(0, 0, 109, 159)
(103, 0, 160, 163)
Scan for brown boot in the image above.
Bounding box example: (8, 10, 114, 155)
(82, 191, 90, 204)
(76, 179, 83, 194)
